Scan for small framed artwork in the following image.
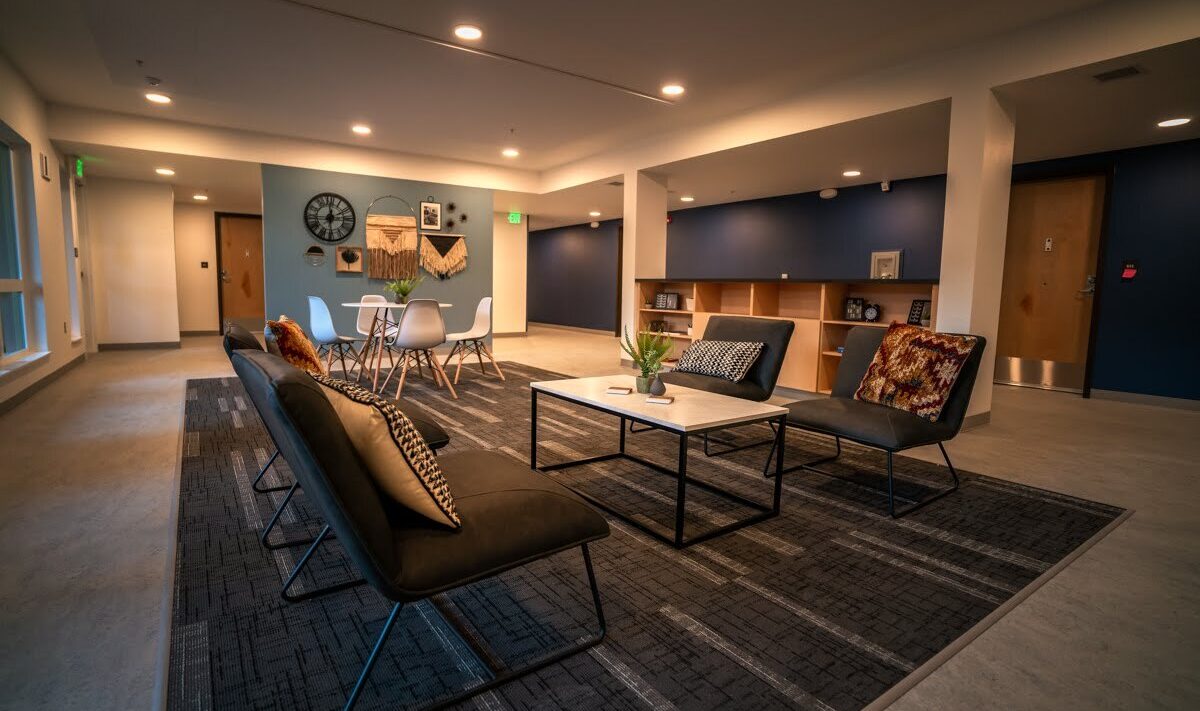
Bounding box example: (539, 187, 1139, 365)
(420, 200, 442, 231)
(870, 250, 902, 279)
(844, 297, 865, 321)
(336, 246, 364, 273)
(907, 299, 932, 326)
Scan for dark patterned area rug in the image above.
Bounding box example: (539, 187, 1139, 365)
(168, 362, 1127, 710)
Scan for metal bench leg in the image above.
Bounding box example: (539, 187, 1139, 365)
(251, 448, 291, 493)
(280, 524, 366, 603)
(260, 482, 326, 550)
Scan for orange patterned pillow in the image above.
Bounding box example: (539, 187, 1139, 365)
(854, 323, 977, 421)
(266, 316, 325, 374)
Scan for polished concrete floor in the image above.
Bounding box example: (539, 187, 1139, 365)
(0, 326, 1196, 710)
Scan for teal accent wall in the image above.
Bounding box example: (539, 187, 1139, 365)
(261, 164, 493, 338)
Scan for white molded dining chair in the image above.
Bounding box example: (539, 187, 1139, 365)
(380, 299, 457, 399)
(308, 296, 361, 377)
(443, 297, 504, 384)
(353, 295, 393, 385)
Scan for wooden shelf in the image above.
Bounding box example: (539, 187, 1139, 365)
(639, 308, 693, 315)
(823, 319, 887, 328)
(821, 350, 844, 358)
(640, 331, 692, 340)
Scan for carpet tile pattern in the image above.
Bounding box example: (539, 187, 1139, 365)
(168, 364, 1125, 710)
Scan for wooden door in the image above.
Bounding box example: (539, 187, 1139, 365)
(218, 215, 264, 324)
(996, 176, 1104, 392)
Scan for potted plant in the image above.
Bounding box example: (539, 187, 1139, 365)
(620, 327, 671, 394)
(384, 277, 423, 304)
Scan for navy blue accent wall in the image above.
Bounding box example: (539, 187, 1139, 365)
(527, 220, 620, 332)
(261, 164, 492, 339)
(665, 175, 946, 280)
(1013, 138, 1200, 400)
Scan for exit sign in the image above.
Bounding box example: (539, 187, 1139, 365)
(75, 157, 84, 179)
(507, 212, 522, 224)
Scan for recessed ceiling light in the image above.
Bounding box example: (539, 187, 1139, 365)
(155, 167, 175, 176)
(501, 147, 520, 158)
(680, 195, 695, 202)
(454, 24, 482, 40)
(588, 210, 601, 217)
(842, 170, 862, 177)
(351, 124, 372, 135)
(193, 193, 208, 201)
(661, 84, 685, 97)
(1157, 117, 1191, 127)
(145, 92, 172, 105)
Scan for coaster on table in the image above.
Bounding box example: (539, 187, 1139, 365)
(606, 385, 633, 395)
(645, 395, 674, 405)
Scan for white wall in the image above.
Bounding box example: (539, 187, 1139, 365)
(491, 212, 527, 334)
(0, 53, 85, 405)
(85, 178, 180, 345)
(173, 204, 220, 333)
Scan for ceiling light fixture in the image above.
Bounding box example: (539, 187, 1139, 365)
(145, 92, 172, 104)
(661, 84, 685, 97)
(155, 167, 175, 176)
(501, 147, 520, 158)
(351, 124, 372, 135)
(842, 170, 861, 177)
(454, 24, 482, 40)
(680, 195, 695, 202)
(588, 210, 601, 217)
(193, 193, 208, 201)
(1157, 117, 1191, 127)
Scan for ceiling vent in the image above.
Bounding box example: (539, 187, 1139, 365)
(1092, 65, 1142, 83)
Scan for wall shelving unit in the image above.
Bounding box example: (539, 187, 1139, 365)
(636, 278, 938, 393)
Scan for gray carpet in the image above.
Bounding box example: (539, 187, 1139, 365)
(167, 362, 1125, 710)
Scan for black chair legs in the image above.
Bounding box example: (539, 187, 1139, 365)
(260, 481, 327, 550)
(251, 448, 291, 493)
(280, 524, 366, 603)
(342, 543, 607, 711)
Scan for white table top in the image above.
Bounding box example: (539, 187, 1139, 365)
(532, 374, 786, 433)
(341, 301, 452, 308)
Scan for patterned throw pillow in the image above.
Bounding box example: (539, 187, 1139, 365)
(266, 316, 324, 374)
(674, 340, 765, 382)
(312, 373, 461, 529)
(854, 323, 978, 422)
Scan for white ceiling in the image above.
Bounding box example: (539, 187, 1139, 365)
(0, 0, 1106, 171)
(493, 179, 623, 231)
(1000, 38, 1200, 162)
(56, 142, 263, 213)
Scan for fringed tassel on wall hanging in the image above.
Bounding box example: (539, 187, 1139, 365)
(420, 233, 468, 280)
(365, 214, 418, 280)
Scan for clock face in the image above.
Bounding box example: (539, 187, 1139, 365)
(304, 193, 355, 243)
(864, 305, 880, 322)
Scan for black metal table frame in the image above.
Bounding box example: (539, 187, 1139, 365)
(530, 388, 786, 548)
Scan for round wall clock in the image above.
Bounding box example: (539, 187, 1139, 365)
(864, 303, 881, 322)
(303, 192, 356, 243)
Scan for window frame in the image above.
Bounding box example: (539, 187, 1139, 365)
(0, 135, 32, 364)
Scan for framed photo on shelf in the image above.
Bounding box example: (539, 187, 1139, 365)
(420, 200, 442, 231)
(844, 297, 865, 321)
(870, 250, 902, 279)
(907, 299, 932, 326)
(653, 292, 680, 310)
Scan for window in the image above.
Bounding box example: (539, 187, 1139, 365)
(0, 142, 28, 359)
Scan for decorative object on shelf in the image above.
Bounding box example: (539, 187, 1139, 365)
(870, 250, 902, 279)
(908, 299, 932, 326)
(653, 292, 680, 310)
(648, 374, 667, 396)
(304, 245, 326, 267)
(335, 246, 363, 273)
(844, 297, 865, 321)
(648, 319, 669, 333)
(420, 198, 442, 231)
(864, 303, 882, 322)
(304, 192, 356, 243)
(365, 195, 419, 280)
(620, 328, 671, 394)
(683, 296, 695, 311)
(836, 345, 845, 354)
(420, 232, 468, 279)
(384, 276, 423, 304)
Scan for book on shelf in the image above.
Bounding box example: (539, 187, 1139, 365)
(606, 385, 633, 395)
(645, 395, 674, 405)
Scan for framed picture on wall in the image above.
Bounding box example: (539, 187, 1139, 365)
(335, 246, 364, 273)
(420, 200, 442, 231)
(870, 250, 902, 279)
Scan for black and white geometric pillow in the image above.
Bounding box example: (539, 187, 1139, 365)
(311, 373, 461, 528)
(674, 340, 765, 382)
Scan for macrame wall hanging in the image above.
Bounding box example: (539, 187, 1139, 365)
(420, 233, 468, 280)
(364, 195, 418, 280)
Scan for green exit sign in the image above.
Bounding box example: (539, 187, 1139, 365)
(507, 212, 522, 224)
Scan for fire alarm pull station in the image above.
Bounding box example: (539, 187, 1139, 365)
(1121, 261, 1137, 282)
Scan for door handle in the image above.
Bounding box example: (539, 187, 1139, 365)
(1078, 274, 1096, 295)
(219, 269, 231, 284)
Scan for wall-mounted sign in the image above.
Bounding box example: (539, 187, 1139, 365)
(507, 212, 522, 224)
(1121, 260, 1138, 282)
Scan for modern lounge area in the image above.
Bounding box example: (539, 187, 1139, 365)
(1, 2, 1198, 710)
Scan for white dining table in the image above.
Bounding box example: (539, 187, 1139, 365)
(341, 301, 453, 392)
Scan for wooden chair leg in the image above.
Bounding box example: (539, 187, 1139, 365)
(431, 354, 458, 399)
(454, 342, 467, 384)
(481, 341, 505, 380)
(338, 345, 350, 377)
(426, 351, 444, 387)
(474, 340, 487, 375)
(395, 352, 411, 397)
(442, 342, 458, 369)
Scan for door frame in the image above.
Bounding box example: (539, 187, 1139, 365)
(1007, 167, 1114, 398)
(213, 211, 264, 327)
(614, 225, 623, 336)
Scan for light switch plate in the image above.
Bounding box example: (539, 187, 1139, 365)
(780, 273, 789, 279)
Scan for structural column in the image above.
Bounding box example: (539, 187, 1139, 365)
(937, 88, 1016, 420)
(619, 170, 668, 342)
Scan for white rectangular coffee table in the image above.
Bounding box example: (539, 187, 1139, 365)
(530, 374, 787, 548)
